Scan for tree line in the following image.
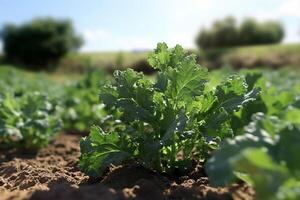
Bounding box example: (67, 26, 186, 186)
(195, 16, 284, 49)
(0, 16, 285, 70)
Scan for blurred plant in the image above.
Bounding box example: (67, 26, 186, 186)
(239, 18, 284, 45)
(196, 16, 239, 49)
(196, 16, 284, 49)
(206, 113, 300, 200)
(61, 68, 109, 132)
(1, 17, 83, 70)
(0, 92, 61, 150)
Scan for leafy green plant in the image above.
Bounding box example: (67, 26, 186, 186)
(205, 113, 300, 200)
(0, 66, 62, 98)
(0, 92, 61, 150)
(61, 69, 109, 132)
(79, 43, 260, 177)
(230, 68, 300, 134)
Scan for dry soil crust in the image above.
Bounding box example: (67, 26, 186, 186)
(0, 134, 254, 200)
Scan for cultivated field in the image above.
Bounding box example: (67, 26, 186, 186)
(56, 43, 300, 73)
(0, 44, 300, 200)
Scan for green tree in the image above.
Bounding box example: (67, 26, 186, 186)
(195, 17, 284, 50)
(1, 17, 83, 70)
(239, 18, 284, 45)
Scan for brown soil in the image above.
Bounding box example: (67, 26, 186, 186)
(0, 133, 255, 200)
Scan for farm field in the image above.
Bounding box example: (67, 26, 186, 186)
(56, 43, 300, 73)
(1, 44, 300, 200)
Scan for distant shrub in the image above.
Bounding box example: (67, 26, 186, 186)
(1, 18, 83, 70)
(239, 19, 284, 45)
(196, 17, 284, 49)
(196, 17, 239, 49)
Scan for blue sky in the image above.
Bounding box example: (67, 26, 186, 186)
(0, 0, 299, 51)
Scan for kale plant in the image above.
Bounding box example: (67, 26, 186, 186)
(80, 43, 260, 177)
(206, 113, 300, 200)
(0, 92, 61, 150)
(61, 69, 108, 132)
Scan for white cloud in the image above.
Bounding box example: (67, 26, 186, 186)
(83, 29, 111, 41)
(279, 0, 300, 18)
(81, 28, 155, 52)
(114, 36, 155, 50)
(284, 32, 300, 43)
(164, 0, 217, 49)
(167, 0, 212, 21)
(254, 0, 300, 20)
(165, 32, 197, 49)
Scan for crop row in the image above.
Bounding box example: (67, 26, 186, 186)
(0, 43, 299, 199)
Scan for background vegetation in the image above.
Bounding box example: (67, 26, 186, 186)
(1, 18, 83, 70)
(195, 16, 284, 50)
